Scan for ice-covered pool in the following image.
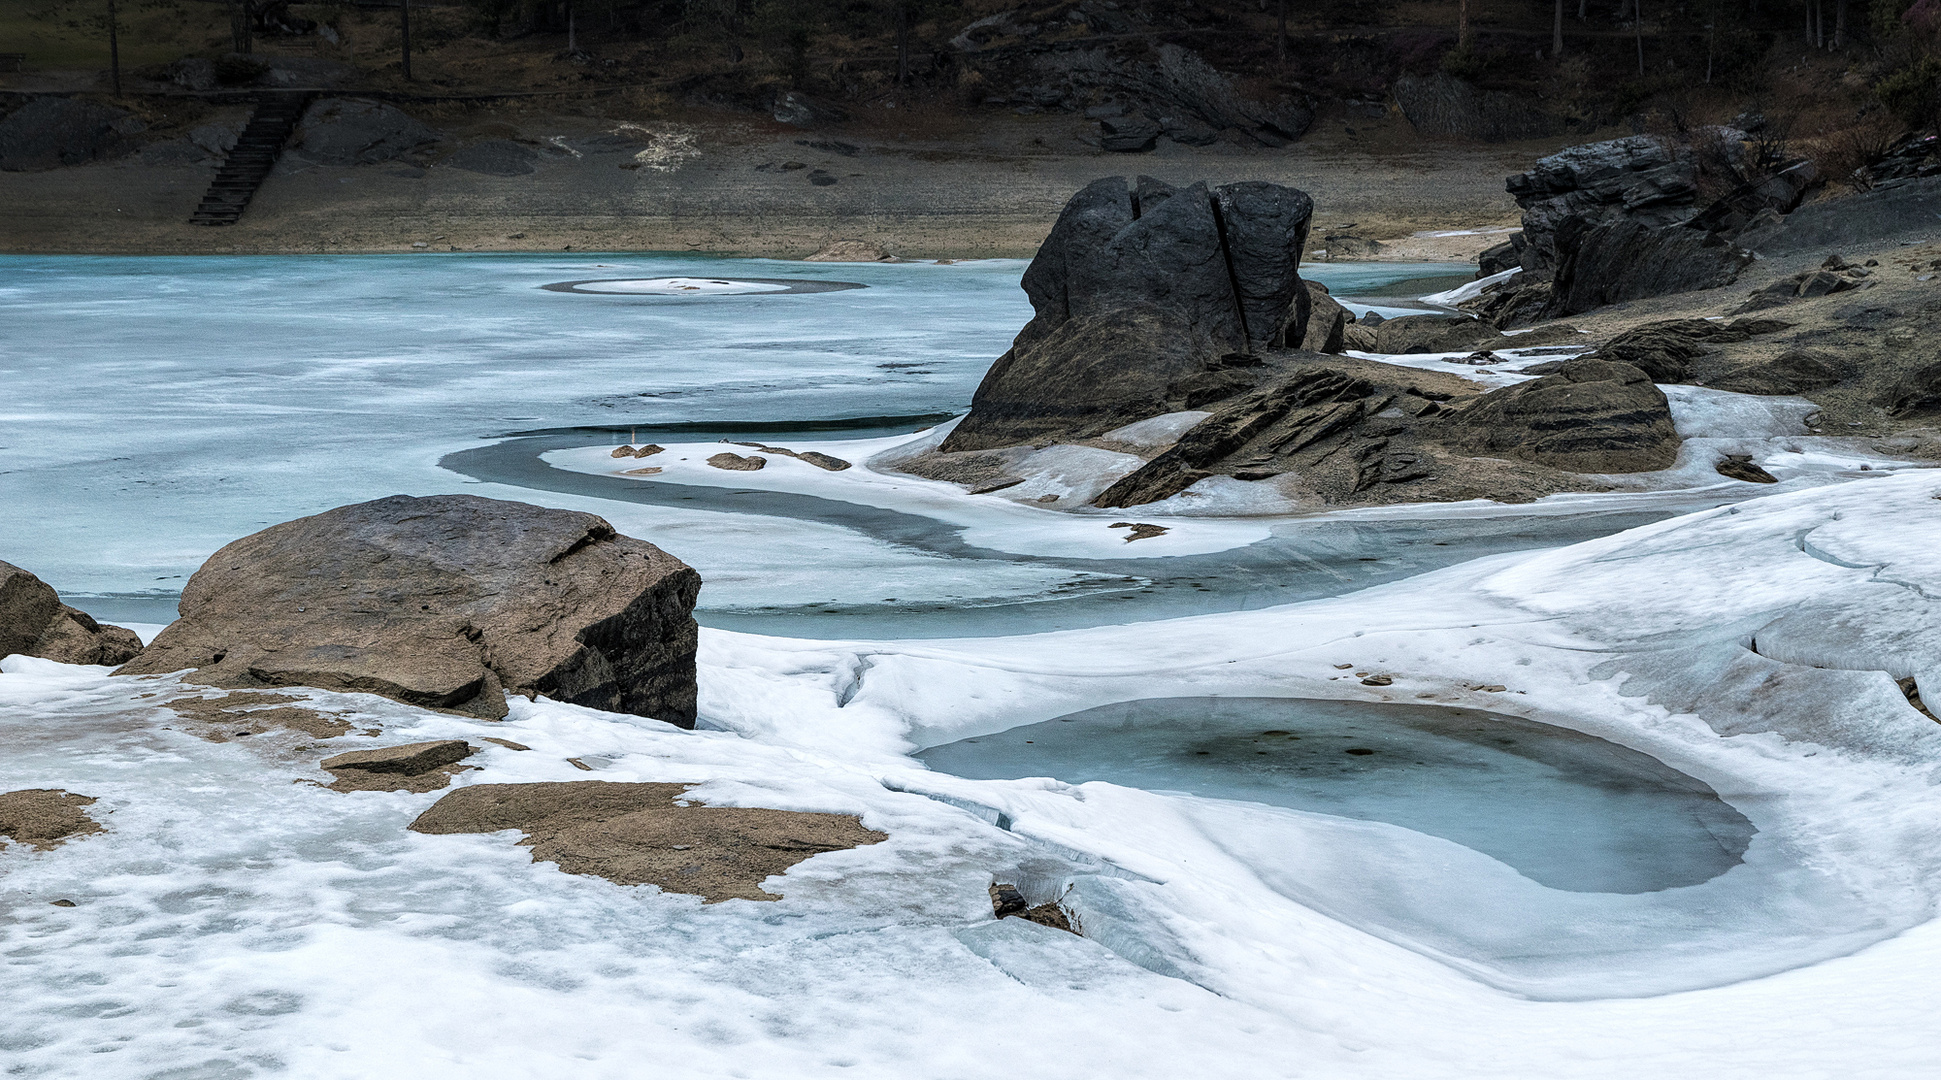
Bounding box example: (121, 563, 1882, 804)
(915, 696, 1754, 894)
(914, 696, 1903, 999)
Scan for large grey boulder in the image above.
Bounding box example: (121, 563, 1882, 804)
(0, 561, 142, 666)
(293, 98, 439, 166)
(1547, 218, 1754, 317)
(1448, 358, 1678, 473)
(943, 308, 1216, 452)
(941, 176, 1315, 452)
(117, 496, 701, 726)
(1507, 136, 1699, 274)
(0, 97, 145, 171)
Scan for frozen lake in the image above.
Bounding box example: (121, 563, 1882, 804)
(916, 696, 1754, 895)
(0, 253, 1608, 636)
(4, 253, 1940, 1073)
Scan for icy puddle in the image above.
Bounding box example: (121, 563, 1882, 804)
(918, 697, 1896, 999)
(915, 697, 1753, 894)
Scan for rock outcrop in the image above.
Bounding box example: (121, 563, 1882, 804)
(1508, 135, 1702, 275)
(408, 781, 886, 901)
(1746, 176, 1941, 257)
(322, 740, 478, 793)
(117, 495, 701, 726)
(1547, 218, 1753, 316)
(293, 98, 439, 167)
(1579, 317, 1793, 385)
(0, 561, 142, 666)
(1473, 133, 1792, 321)
(1393, 73, 1562, 143)
(1048, 45, 1312, 148)
(941, 175, 1313, 452)
(0, 790, 103, 851)
(1881, 361, 1941, 419)
(1448, 359, 1679, 473)
(0, 97, 145, 172)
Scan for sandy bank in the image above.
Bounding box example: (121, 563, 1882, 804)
(0, 109, 1539, 259)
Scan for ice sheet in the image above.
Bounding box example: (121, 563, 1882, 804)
(543, 436, 1275, 558)
(7, 475, 1941, 1074)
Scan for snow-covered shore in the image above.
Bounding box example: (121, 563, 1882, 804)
(5, 471, 1939, 1078)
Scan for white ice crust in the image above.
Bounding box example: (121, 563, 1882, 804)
(567, 277, 793, 294)
(8, 474, 1941, 1077)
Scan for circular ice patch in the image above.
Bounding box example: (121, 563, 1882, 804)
(542, 277, 866, 296)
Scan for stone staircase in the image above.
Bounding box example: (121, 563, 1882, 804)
(189, 92, 314, 227)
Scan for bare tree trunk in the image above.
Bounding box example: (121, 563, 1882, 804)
(1459, 0, 1472, 52)
(232, 1, 253, 55)
(1705, 4, 1714, 82)
(108, 0, 121, 96)
(895, 1, 910, 87)
(568, 2, 576, 52)
(1554, 0, 1564, 55)
(1634, 0, 1644, 74)
(1834, 0, 1847, 47)
(1578, 0, 1587, 19)
(400, 0, 412, 81)
(1278, 0, 1287, 64)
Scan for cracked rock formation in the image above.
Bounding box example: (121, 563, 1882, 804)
(941, 175, 1314, 452)
(117, 495, 701, 726)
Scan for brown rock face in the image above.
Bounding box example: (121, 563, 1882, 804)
(408, 781, 885, 902)
(322, 740, 478, 793)
(117, 495, 701, 726)
(0, 561, 142, 666)
(0, 789, 104, 851)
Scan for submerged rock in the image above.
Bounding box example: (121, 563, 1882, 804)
(1715, 455, 1779, 483)
(118, 495, 701, 726)
(408, 781, 885, 901)
(0, 561, 142, 666)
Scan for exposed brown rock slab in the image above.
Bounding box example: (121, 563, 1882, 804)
(323, 740, 477, 793)
(0, 789, 105, 851)
(409, 781, 886, 902)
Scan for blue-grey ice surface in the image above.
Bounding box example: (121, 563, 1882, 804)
(915, 696, 1754, 894)
(0, 253, 1488, 625)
